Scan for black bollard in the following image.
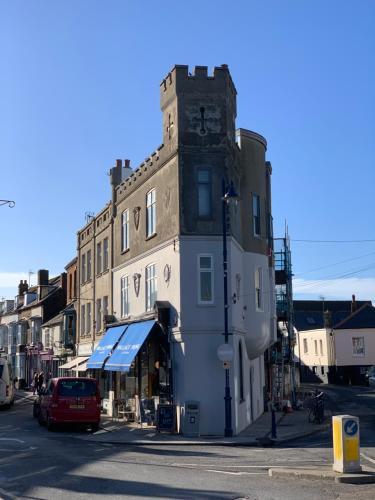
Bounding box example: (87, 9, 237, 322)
(271, 408, 277, 439)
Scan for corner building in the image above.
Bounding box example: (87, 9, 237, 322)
(84, 65, 276, 435)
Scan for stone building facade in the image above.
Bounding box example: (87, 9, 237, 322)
(75, 65, 276, 435)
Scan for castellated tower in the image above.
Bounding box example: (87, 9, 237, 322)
(160, 65, 239, 235)
(160, 64, 237, 152)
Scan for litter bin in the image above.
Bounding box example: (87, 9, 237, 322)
(183, 401, 200, 437)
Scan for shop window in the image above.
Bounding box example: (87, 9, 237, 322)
(146, 189, 156, 237)
(122, 209, 130, 251)
(198, 255, 214, 304)
(145, 264, 157, 311)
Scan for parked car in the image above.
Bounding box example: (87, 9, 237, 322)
(37, 377, 101, 431)
(0, 356, 15, 409)
(366, 366, 375, 387)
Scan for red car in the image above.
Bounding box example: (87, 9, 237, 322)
(38, 377, 101, 432)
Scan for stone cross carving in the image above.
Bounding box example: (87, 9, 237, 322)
(166, 113, 174, 140)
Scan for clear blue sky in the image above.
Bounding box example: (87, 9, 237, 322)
(1, 0, 374, 301)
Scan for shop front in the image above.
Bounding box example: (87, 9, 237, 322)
(87, 319, 171, 420)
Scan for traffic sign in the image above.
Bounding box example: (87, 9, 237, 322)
(344, 419, 358, 436)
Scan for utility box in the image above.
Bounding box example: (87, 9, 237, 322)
(332, 415, 361, 473)
(183, 401, 200, 437)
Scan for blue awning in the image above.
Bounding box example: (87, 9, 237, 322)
(87, 324, 128, 370)
(104, 320, 156, 372)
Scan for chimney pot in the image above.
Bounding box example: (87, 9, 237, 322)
(125, 159, 130, 168)
(116, 159, 122, 167)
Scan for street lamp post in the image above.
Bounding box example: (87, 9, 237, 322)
(221, 179, 238, 437)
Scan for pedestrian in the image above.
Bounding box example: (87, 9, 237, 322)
(37, 371, 44, 394)
(33, 371, 39, 395)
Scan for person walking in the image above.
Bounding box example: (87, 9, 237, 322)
(32, 372, 39, 395)
(37, 371, 44, 394)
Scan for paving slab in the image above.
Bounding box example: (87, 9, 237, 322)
(269, 466, 375, 484)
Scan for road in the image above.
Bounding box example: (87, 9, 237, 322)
(0, 387, 374, 499)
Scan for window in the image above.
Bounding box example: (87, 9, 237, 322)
(198, 168, 211, 218)
(121, 209, 129, 251)
(239, 341, 244, 402)
(103, 238, 109, 271)
(86, 302, 91, 334)
(198, 255, 214, 304)
(96, 298, 102, 332)
(146, 189, 156, 237)
(313, 366, 317, 374)
(44, 328, 50, 349)
(87, 250, 92, 280)
(145, 264, 157, 311)
(252, 194, 261, 237)
(121, 276, 129, 318)
(81, 254, 86, 284)
(103, 295, 108, 320)
(81, 305, 85, 336)
(321, 366, 325, 375)
(255, 267, 263, 311)
(352, 337, 365, 356)
(319, 339, 323, 356)
(314, 340, 318, 355)
(303, 338, 308, 354)
(96, 242, 102, 274)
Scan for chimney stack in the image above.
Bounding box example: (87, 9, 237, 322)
(351, 294, 356, 313)
(18, 280, 29, 296)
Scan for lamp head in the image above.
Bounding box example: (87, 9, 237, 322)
(223, 182, 239, 202)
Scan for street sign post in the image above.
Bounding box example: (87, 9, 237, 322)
(332, 415, 361, 473)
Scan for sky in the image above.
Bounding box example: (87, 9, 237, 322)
(1, 0, 374, 302)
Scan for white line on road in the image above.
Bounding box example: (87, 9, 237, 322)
(360, 452, 375, 468)
(8, 465, 58, 482)
(205, 469, 267, 475)
(0, 438, 25, 443)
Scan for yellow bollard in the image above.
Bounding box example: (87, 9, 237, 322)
(332, 415, 361, 473)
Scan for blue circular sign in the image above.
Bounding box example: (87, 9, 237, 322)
(344, 419, 358, 436)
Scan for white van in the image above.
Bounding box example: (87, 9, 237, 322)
(0, 356, 15, 408)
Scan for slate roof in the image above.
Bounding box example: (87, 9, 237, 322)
(334, 303, 375, 330)
(293, 300, 373, 331)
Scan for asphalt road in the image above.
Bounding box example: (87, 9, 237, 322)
(0, 387, 374, 499)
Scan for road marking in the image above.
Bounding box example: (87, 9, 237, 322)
(0, 487, 18, 499)
(205, 469, 266, 475)
(360, 452, 375, 468)
(8, 465, 58, 482)
(0, 438, 25, 444)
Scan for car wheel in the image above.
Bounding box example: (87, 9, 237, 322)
(38, 412, 45, 426)
(46, 414, 55, 432)
(90, 423, 100, 433)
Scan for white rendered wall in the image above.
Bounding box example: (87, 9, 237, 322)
(333, 328, 375, 366)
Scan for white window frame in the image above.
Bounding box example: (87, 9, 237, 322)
(96, 242, 102, 274)
(80, 304, 85, 336)
(252, 194, 261, 237)
(121, 209, 130, 251)
(146, 189, 156, 237)
(197, 254, 214, 305)
(81, 254, 86, 284)
(197, 168, 212, 218)
(121, 276, 130, 318)
(145, 264, 157, 311)
(255, 267, 263, 311)
(303, 338, 308, 354)
(87, 249, 92, 280)
(352, 336, 365, 357)
(103, 238, 109, 271)
(96, 298, 102, 333)
(86, 302, 91, 334)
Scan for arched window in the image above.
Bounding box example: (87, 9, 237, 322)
(239, 341, 244, 402)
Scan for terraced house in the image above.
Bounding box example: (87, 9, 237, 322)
(71, 65, 276, 435)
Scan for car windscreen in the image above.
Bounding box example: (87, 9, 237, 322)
(0, 365, 3, 378)
(57, 380, 97, 397)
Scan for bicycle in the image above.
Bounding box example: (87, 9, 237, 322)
(306, 392, 324, 424)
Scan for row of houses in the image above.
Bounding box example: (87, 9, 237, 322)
(1, 64, 298, 435)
